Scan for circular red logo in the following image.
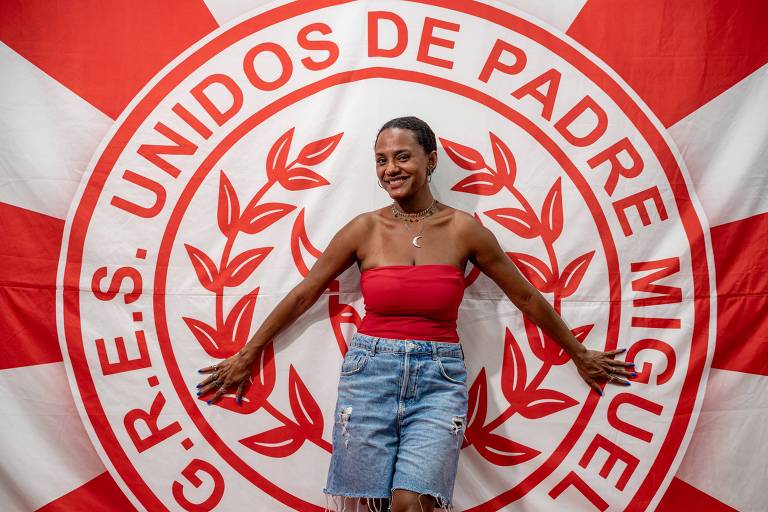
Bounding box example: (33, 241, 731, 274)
(59, 1, 713, 510)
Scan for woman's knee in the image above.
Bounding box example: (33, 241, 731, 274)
(390, 489, 435, 512)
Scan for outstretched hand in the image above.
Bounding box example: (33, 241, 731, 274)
(196, 349, 256, 405)
(574, 348, 637, 396)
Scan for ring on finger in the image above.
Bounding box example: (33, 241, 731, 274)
(218, 385, 227, 393)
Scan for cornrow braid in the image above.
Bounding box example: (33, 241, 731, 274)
(375, 116, 437, 154)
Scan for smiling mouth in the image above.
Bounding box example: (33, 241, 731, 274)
(387, 177, 408, 184)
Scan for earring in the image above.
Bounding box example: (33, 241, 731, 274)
(377, 180, 384, 188)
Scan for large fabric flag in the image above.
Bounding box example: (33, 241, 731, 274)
(1, 1, 766, 510)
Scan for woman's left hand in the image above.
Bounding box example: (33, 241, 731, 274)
(573, 348, 637, 396)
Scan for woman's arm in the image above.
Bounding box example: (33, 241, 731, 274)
(457, 213, 635, 395)
(197, 213, 369, 403)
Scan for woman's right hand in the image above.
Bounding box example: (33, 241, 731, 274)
(196, 348, 257, 405)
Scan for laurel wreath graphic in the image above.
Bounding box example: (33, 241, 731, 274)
(183, 127, 344, 457)
(183, 129, 595, 465)
(440, 133, 596, 466)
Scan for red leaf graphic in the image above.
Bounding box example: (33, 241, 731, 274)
(267, 127, 294, 181)
(518, 388, 579, 419)
(329, 294, 361, 355)
(508, 252, 554, 292)
(485, 207, 539, 238)
(296, 132, 343, 166)
(185, 244, 219, 292)
(279, 167, 331, 191)
(291, 209, 324, 277)
(524, 316, 570, 366)
(466, 368, 488, 436)
(183, 317, 225, 358)
(489, 132, 516, 186)
(559, 251, 595, 297)
(571, 324, 594, 343)
(439, 137, 486, 170)
(221, 247, 272, 287)
(253, 342, 277, 399)
(224, 288, 259, 347)
(473, 431, 540, 466)
(288, 365, 324, 437)
(541, 178, 563, 241)
(501, 328, 527, 403)
(451, 173, 502, 196)
(239, 202, 296, 234)
(217, 170, 240, 236)
(240, 424, 303, 457)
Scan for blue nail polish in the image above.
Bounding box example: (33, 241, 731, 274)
(198, 369, 205, 374)
(619, 348, 627, 353)
(631, 372, 638, 377)
(628, 363, 635, 367)
(196, 391, 201, 396)
(624, 381, 632, 386)
(597, 389, 603, 396)
(195, 383, 201, 388)
(206, 400, 212, 405)
(237, 397, 242, 406)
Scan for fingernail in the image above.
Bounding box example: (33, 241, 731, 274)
(631, 372, 638, 377)
(237, 397, 242, 406)
(624, 381, 632, 386)
(628, 363, 635, 367)
(619, 348, 627, 353)
(206, 400, 212, 405)
(195, 383, 201, 388)
(196, 391, 202, 397)
(597, 389, 603, 396)
(198, 369, 205, 374)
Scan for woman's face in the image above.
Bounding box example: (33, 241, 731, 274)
(374, 128, 437, 198)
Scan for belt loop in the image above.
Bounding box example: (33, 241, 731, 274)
(431, 342, 438, 360)
(370, 338, 378, 356)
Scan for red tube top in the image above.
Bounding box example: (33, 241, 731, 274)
(357, 264, 465, 342)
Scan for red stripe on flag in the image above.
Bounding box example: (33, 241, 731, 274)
(656, 477, 737, 512)
(0, 202, 64, 369)
(0, 1, 218, 119)
(567, 0, 768, 126)
(710, 213, 768, 375)
(36, 471, 137, 512)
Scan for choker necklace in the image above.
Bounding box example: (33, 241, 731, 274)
(391, 199, 438, 248)
(391, 199, 438, 222)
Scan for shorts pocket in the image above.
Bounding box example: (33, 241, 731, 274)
(437, 356, 467, 384)
(340, 346, 370, 375)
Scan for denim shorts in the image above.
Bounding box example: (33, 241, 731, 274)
(323, 332, 468, 511)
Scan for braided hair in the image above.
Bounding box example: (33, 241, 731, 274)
(375, 116, 437, 155)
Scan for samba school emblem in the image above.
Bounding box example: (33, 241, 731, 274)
(58, 1, 713, 510)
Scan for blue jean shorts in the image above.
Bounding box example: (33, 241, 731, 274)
(323, 332, 468, 511)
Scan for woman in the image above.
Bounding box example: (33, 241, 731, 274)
(196, 116, 635, 512)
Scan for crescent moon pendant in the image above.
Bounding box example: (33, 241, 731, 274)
(412, 236, 422, 248)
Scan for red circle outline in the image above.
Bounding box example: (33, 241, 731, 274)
(154, 66, 621, 510)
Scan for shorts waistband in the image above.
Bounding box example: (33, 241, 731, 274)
(351, 332, 464, 359)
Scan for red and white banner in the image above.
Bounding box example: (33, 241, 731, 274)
(1, 1, 765, 511)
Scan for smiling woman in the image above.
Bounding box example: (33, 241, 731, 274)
(196, 116, 635, 512)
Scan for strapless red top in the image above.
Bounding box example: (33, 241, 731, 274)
(357, 264, 465, 342)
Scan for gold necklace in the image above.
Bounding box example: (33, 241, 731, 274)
(391, 199, 438, 248)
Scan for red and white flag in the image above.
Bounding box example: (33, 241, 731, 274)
(1, 1, 765, 510)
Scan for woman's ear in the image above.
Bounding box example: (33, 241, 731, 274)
(428, 150, 438, 171)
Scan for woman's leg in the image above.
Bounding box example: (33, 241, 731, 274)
(390, 489, 435, 512)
